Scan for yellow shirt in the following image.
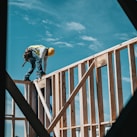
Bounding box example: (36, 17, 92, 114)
(28, 45, 47, 56)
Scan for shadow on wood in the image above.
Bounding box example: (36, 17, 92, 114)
(105, 89, 137, 137)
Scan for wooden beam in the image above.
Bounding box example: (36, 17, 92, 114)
(33, 80, 52, 121)
(5, 71, 50, 137)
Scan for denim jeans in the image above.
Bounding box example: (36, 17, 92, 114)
(24, 51, 44, 79)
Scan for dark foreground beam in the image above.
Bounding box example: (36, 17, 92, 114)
(118, 0, 137, 30)
(105, 89, 137, 137)
(0, 0, 7, 137)
(5, 71, 50, 137)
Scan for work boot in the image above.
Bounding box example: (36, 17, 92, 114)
(24, 76, 30, 81)
(40, 71, 46, 78)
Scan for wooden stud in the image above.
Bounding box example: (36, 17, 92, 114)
(107, 53, 117, 121)
(60, 71, 67, 137)
(68, 67, 76, 137)
(114, 50, 123, 115)
(128, 44, 137, 94)
(87, 59, 96, 137)
(78, 62, 88, 137)
(96, 67, 105, 137)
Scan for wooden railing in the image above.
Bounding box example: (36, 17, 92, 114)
(5, 37, 137, 137)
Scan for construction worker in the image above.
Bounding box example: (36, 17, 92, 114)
(22, 45, 55, 81)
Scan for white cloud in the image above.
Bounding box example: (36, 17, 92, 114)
(114, 33, 137, 41)
(53, 41, 73, 48)
(66, 22, 85, 31)
(45, 31, 52, 37)
(46, 38, 59, 42)
(77, 42, 85, 46)
(23, 15, 37, 25)
(115, 33, 129, 40)
(80, 35, 102, 51)
(122, 76, 130, 83)
(89, 39, 102, 51)
(81, 36, 97, 41)
(9, 1, 38, 9)
(8, 0, 56, 16)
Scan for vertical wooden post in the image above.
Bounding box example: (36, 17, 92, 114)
(11, 99, 15, 137)
(28, 83, 37, 137)
(114, 50, 123, 115)
(45, 78, 51, 128)
(78, 63, 88, 137)
(87, 59, 96, 137)
(128, 44, 137, 94)
(38, 88, 44, 124)
(51, 75, 56, 137)
(24, 84, 29, 137)
(68, 68, 76, 137)
(96, 67, 105, 137)
(60, 71, 67, 137)
(107, 53, 117, 121)
(55, 73, 61, 137)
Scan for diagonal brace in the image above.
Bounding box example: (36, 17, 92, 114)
(48, 59, 95, 132)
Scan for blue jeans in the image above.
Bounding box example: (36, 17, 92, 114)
(24, 51, 44, 79)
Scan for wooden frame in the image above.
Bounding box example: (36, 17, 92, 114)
(5, 37, 137, 137)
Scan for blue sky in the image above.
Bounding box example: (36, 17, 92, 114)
(5, 0, 137, 136)
(7, 0, 137, 81)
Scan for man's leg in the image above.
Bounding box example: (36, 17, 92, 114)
(40, 48, 48, 73)
(32, 51, 45, 78)
(24, 58, 36, 81)
(43, 56, 47, 73)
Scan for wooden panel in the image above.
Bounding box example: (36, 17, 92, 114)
(95, 53, 107, 68)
